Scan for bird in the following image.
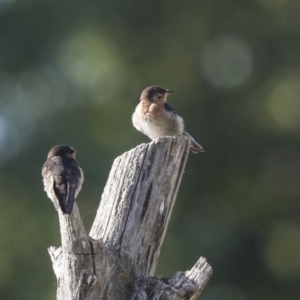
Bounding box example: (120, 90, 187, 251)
(132, 86, 204, 153)
(42, 144, 84, 214)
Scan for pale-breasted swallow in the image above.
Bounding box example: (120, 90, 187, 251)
(42, 145, 84, 214)
(132, 86, 204, 153)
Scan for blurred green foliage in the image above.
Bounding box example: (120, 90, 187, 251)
(0, 0, 300, 299)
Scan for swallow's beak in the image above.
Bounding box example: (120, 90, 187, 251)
(166, 90, 173, 94)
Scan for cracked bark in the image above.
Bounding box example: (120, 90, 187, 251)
(48, 136, 213, 300)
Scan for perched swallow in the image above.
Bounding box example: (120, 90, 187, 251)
(42, 145, 84, 214)
(132, 86, 204, 153)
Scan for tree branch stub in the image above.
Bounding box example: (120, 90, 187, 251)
(90, 136, 191, 279)
(48, 136, 212, 300)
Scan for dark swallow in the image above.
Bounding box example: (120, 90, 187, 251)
(42, 145, 84, 214)
(132, 86, 204, 153)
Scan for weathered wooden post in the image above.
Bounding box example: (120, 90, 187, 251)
(48, 136, 212, 300)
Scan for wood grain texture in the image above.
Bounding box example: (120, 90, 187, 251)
(48, 204, 109, 300)
(90, 136, 190, 279)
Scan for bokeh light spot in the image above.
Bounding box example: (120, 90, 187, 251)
(0, 116, 21, 165)
(267, 77, 300, 130)
(201, 37, 253, 88)
(58, 29, 123, 104)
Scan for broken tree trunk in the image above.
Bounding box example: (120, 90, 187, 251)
(48, 136, 213, 300)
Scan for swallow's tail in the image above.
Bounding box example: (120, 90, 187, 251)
(183, 130, 204, 154)
(63, 183, 76, 214)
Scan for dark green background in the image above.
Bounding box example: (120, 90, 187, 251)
(0, 1, 299, 299)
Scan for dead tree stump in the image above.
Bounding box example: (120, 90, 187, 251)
(48, 136, 213, 300)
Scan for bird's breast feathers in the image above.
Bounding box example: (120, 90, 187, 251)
(132, 102, 184, 140)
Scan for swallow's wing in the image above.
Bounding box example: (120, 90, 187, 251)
(164, 102, 176, 114)
(164, 101, 204, 152)
(183, 129, 204, 153)
(54, 160, 82, 214)
(42, 157, 82, 214)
